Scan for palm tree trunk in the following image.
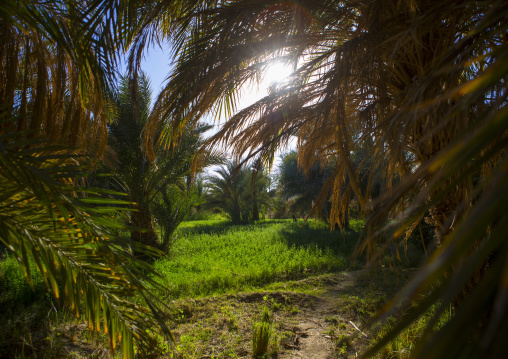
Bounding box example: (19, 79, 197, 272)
(232, 196, 242, 224)
(252, 190, 259, 221)
(130, 202, 159, 251)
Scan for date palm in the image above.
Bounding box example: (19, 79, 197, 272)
(133, 0, 508, 357)
(205, 161, 270, 224)
(0, 1, 172, 356)
(108, 73, 214, 251)
(278, 151, 335, 224)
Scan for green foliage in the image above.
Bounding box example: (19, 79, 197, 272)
(185, 211, 228, 222)
(154, 220, 357, 298)
(0, 255, 50, 356)
(0, 133, 171, 357)
(106, 74, 212, 251)
(252, 322, 272, 358)
(260, 306, 273, 325)
(0, 255, 45, 306)
(252, 306, 274, 358)
(151, 184, 199, 252)
(375, 305, 454, 359)
(277, 151, 333, 216)
(205, 161, 271, 224)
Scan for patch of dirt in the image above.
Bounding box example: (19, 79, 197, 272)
(58, 269, 411, 358)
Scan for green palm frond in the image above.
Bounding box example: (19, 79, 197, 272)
(0, 128, 171, 357)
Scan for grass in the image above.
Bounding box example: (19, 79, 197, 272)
(373, 303, 454, 358)
(153, 219, 363, 298)
(0, 217, 435, 358)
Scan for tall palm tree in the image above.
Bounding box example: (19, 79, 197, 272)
(249, 159, 272, 221)
(131, 0, 508, 357)
(108, 73, 215, 252)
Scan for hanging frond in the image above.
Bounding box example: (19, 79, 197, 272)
(0, 0, 129, 156)
(0, 125, 172, 357)
(133, 0, 508, 357)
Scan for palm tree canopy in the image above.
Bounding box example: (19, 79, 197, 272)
(205, 161, 270, 224)
(130, 0, 508, 357)
(107, 73, 220, 250)
(0, 2, 173, 356)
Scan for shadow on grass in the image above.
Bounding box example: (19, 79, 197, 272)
(175, 219, 293, 237)
(276, 221, 367, 265)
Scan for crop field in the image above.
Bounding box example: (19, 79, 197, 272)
(153, 219, 365, 298)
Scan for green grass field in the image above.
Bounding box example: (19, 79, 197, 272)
(0, 218, 364, 306)
(0, 218, 431, 358)
(153, 219, 364, 298)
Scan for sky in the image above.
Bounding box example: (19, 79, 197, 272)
(127, 44, 296, 171)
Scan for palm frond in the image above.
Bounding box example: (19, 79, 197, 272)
(135, 0, 508, 357)
(0, 129, 172, 357)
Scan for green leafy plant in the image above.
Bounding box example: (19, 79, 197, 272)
(260, 306, 273, 325)
(251, 305, 274, 358)
(252, 322, 272, 358)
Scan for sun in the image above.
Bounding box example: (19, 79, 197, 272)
(264, 61, 293, 85)
(231, 60, 294, 115)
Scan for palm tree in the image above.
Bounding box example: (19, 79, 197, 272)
(277, 151, 336, 224)
(131, 0, 508, 357)
(108, 73, 214, 252)
(248, 159, 272, 221)
(0, 1, 172, 356)
(205, 161, 270, 224)
(205, 162, 249, 224)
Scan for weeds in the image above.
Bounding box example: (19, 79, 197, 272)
(252, 322, 272, 358)
(375, 304, 453, 358)
(252, 308, 274, 358)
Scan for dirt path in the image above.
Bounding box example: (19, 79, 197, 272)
(57, 269, 404, 358)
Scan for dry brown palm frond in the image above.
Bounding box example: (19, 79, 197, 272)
(131, 0, 508, 357)
(0, 1, 118, 157)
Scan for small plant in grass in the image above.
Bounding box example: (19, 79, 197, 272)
(288, 306, 299, 315)
(252, 307, 274, 358)
(263, 295, 283, 312)
(252, 322, 272, 358)
(260, 306, 272, 325)
(323, 327, 336, 337)
(335, 333, 350, 355)
(220, 306, 238, 330)
(336, 333, 350, 347)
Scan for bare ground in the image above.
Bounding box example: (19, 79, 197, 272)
(56, 269, 411, 358)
